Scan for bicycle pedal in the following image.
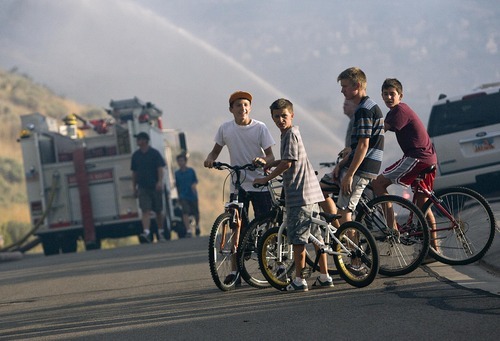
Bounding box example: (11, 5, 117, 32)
(301, 267, 312, 279)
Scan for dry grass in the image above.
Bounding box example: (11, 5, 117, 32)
(1, 203, 30, 223)
(0, 138, 22, 160)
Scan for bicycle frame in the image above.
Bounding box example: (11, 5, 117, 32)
(216, 162, 252, 252)
(413, 181, 458, 229)
(274, 210, 360, 263)
(216, 162, 283, 253)
(411, 177, 476, 255)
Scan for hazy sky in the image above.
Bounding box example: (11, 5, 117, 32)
(1, 0, 498, 165)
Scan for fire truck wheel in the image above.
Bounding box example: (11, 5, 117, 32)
(85, 239, 101, 250)
(41, 235, 60, 256)
(61, 237, 78, 253)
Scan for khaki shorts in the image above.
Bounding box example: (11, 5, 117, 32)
(336, 175, 370, 212)
(138, 188, 163, 213)
(286, 204, 323, 245)
(179, 199, 199, 219)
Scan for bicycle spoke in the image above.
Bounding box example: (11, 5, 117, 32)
(425, 187, 495, 265)
(209, 213, 239, 291)
(258, 227, 295, 291)
(356, 195, 429, 276)
(333, 222, 379, 288)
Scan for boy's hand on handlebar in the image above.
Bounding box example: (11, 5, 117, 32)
(252, 157, 266, 167)
(203, 158, 215, 168)
(339, 147, 351, 159)
(253, 177, 268, 187)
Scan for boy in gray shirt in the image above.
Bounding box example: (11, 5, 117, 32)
(254, 98, 332, 292)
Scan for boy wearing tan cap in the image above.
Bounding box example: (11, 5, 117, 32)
(204, 91, 276, 284)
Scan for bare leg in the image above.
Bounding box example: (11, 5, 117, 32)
(314, 244, 329, 275)
(415, 193, 438, 251)
(156, 211, 164, 240)
(182, 213, 192, 236)
(293, 244, 306, 279)
(372, 175, 397, 230)
(141, 210, 151, 232)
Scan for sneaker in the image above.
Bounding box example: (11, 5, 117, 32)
(139, 232, 151, 243)
(346, 264, 369, 277)
(286, 281, 308, 292)
(223, 273, 238, 285)
(312, 276, 334, 288)
(195, 227, 201, 236)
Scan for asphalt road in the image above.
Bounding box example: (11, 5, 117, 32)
(0, 235, 499, 341)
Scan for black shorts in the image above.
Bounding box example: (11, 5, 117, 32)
(179, 199, 199, 219)
(138, 188, 163, 213)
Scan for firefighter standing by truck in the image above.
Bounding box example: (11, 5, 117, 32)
(131, 132, 166, 243)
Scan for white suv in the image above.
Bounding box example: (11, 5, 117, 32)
(427, 82, 500, 192)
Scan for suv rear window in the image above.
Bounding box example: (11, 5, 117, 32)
(428, 91, 500, 137)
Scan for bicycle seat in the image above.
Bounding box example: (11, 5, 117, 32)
(319, 212, 343, 223)
(419, 164, 436, 176)
(320, 173, 340, 195)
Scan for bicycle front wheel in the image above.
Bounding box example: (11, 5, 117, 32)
(257, 226, 295, 291)
(237, 210, 282, 288)
(422, 187, 496, 265)
(332, 221, 379, 287)
(356, 195, 429, 276)
(208, 212, 239, 291)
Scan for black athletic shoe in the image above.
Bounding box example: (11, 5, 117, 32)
(223, 273, 238, 285)
(139, 232, 151, 243)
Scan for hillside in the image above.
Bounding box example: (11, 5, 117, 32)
(0, 68, 105, 228)
(0, 67, 224, 248)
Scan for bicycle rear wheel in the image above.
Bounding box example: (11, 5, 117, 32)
(208, 212, 239, 291)
(257, 226, 295, 291)
(422, 187, 496, 265)
(332, 221, 379, 287)
(356, 195, 429, 276)
(237, 210, 282, 288)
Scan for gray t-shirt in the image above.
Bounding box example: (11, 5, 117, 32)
(280, 126, 324, 208)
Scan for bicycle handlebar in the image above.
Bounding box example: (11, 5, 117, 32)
(212, 161, 257, 172)
(319, 161, 336, 167)
(253, 174, 283, 188)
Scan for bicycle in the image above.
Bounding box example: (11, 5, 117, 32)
(208, 161, 267, 291)
(236, 177, 284, 289)
(238, 176, 342, 288)
(257, 208, 379, 291)
(319, 161, 430, 277)
(414, 165, 496, 265)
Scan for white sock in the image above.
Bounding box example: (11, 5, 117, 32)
(294, 277, 306, 285)
(320, 274, 332, 282)
(144, 229, 150, 235)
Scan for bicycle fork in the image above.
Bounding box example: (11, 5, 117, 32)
(220, 200, 244, 253)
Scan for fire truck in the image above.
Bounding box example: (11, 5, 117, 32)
(19, 97, 187, 255)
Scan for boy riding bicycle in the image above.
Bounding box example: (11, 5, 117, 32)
(371, 78, 438, 251)
(204, 90, 275, 284)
